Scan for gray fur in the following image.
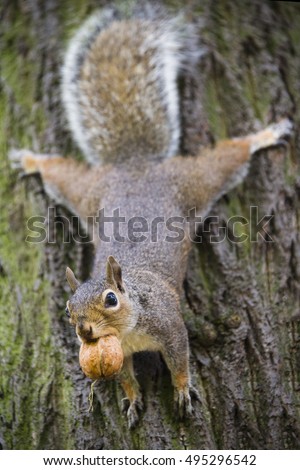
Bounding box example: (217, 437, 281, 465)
(61, 5, 200, 165)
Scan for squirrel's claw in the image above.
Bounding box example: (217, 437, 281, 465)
(127, 405, 139, 429)
(174, 386, 193, 418)
(121, 397, 130, 414)
(121, 395, 144, 429)
(126, 396, 144, 429)
(189, 384, 201, 403)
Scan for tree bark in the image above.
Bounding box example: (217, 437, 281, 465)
(0, 0, 300, 450)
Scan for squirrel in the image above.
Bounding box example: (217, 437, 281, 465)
(9, 5, 293, 428)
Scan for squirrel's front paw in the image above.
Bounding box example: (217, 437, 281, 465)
(174, 386, 193, 418)
(122, 395, 144, 429)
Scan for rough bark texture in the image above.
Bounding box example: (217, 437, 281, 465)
(0, 0, 300, 450)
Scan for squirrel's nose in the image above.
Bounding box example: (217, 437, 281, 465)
(77, 322, 94, 341)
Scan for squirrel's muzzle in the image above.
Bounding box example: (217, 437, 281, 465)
(77, 321, 95, 342)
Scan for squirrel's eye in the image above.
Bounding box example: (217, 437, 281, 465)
(65, 306, 71, 318)
(105, 292, 118, 308)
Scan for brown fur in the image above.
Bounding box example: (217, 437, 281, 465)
(80, 20, 170, 163)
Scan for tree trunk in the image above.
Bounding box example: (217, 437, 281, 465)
(1, 0, 300, 450)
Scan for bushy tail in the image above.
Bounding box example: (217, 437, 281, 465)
(62, 5, 198, 165)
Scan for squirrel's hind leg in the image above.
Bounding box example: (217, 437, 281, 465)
(8, 149, 96, 218)
(9, 149, 59, 174)
(119, 356, 143, 429)
(248, 118, 293, 155)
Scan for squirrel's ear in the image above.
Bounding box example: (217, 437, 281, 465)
(106, 256, 124, 293)
(66, 267, 80, 292)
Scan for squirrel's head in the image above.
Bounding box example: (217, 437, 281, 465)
(65, 256, 135, 343)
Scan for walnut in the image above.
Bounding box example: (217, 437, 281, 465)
(79, 335, 124, 380)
